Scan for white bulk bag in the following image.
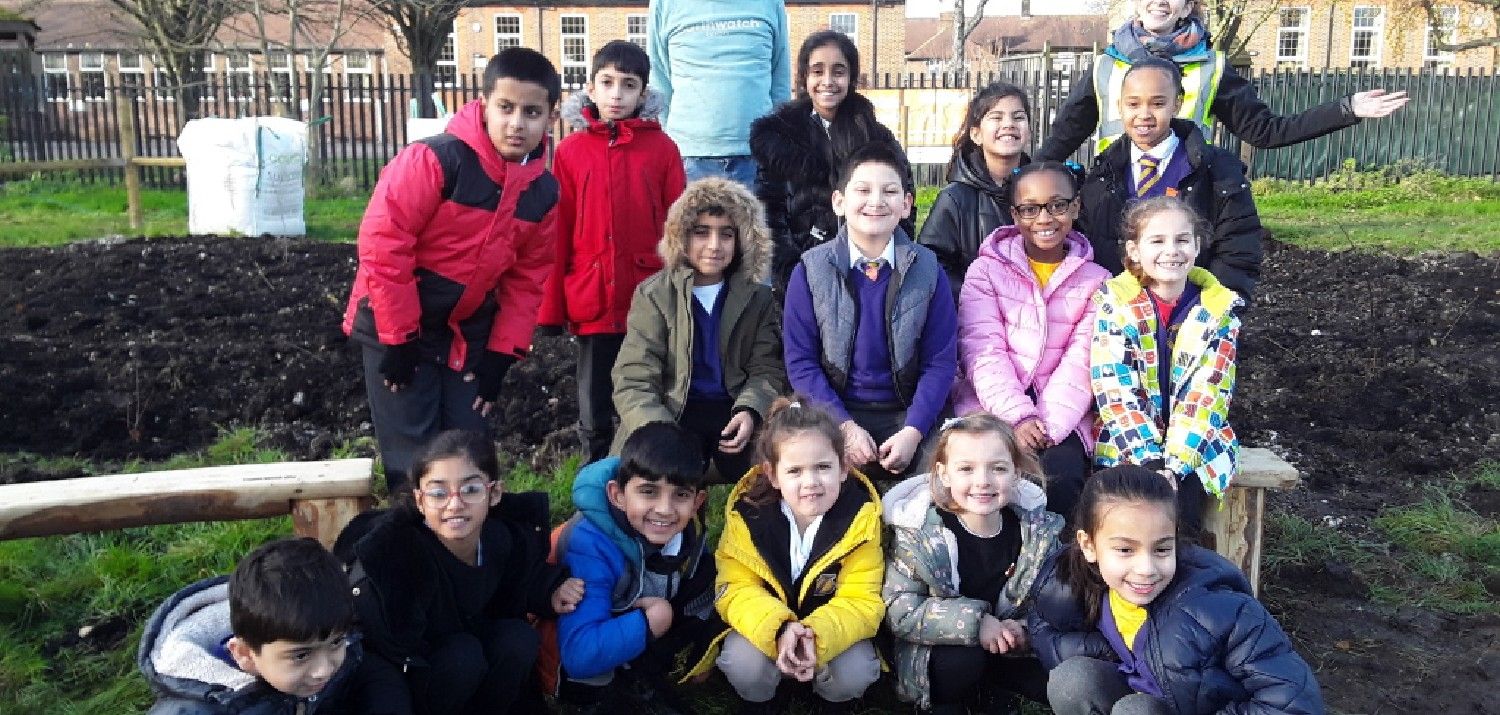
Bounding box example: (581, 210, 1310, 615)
(177, 117, 308, 237)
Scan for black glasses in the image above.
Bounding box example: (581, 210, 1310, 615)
(418, 481, 492, 505)
(1012, 197, 1077, 220)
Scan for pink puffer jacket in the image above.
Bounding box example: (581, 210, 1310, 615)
(952, 226, 1110, 450)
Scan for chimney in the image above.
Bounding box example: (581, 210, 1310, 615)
(1021, 0, 1032, 18)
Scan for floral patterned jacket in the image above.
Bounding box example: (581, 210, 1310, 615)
(880, 474, 1063, 709)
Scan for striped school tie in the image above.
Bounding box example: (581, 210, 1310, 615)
(862, 258, 885, 281)
(1137, 155, 1163, 197)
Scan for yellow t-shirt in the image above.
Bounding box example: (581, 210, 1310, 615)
(1110, 589, 1148, 651)
(1028, 257, 1061, 287)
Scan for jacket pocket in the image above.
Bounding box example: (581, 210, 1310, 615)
(563, 257, 606, 323)
(632, 252, 664, 284)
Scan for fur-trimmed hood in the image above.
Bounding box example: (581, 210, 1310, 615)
(659, 177, 772, 284)
(560, 87, 668, 130)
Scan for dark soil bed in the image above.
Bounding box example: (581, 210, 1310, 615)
(1, 236, 1496, 712)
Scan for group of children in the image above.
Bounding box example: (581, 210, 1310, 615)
(138, 7, 1353, 712)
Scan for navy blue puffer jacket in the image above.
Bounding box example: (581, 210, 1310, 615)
(1028, 545, 1325, 715)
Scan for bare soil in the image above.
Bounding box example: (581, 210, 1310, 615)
(0, 236, 1495, 713)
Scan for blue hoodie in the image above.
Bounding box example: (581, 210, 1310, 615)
(648, 0, 791, 157)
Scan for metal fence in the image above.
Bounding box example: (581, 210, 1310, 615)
(2, 66, 1497, 191)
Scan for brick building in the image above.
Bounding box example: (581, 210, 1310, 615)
(1240, 1, 1497, 71)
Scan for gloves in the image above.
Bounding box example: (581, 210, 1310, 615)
(472, 350, 518, 403)
(378, 341, 421, 388)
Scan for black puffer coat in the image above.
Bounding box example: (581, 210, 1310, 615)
(1028, 545, 1326, 715)
(915, 148, 1027, 302)
(750, 94, 915, 292)
(1076, 119, 1265, 301)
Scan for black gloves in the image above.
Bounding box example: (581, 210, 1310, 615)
(378, 341, 421, 388)
(472, 350, 518, 403)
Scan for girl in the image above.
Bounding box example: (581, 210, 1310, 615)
(751, 30, 915, 293)
(952, 162, 1111, 524)
(336, 430, 585, 715)
(883, 413, 1064, 714)
(1076, 59, 1264, 300)
(919, 82, 1033, 299)
(690, 397, 883, 713)
(1028, 465, 1324, 715)
(1037, 0, 1406, 162)
(1090, 197, 1241, 537)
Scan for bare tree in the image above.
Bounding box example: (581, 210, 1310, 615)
(950, 0, 993, 76)
(365, 0, 467, 117)
(1198, 0, 1283, 58)
(106, 0, 243, 123)
(1420, 0, 1499, 56)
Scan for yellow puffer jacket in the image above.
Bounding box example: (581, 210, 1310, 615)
(686, 466, 885, 677)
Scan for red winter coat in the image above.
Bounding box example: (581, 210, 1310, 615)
(342, 98, 560, 370)
(537, 90, 685, 335)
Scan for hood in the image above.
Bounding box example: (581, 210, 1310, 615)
(948, 146, 1022, 199)
(979, 225, 1095, 272)
(138, 576, 261, 704)
(444, 98, 548, 180)
(1102, 266, 1239, 315)
(659, 177, 773, 284)
(561, 87, 667, 130)
(882, 473, 1047, 529)
(571, 456, 707, 568)
(1156, 544, 1253, 608)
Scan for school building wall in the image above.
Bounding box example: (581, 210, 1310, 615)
(1240, 1, 1498, 72)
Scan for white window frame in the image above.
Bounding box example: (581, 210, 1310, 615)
(41, 52, 69, 102)
(559, 14, 589, 90)
(436, 22, 458, 88)
(117, 53, 147, 99)
(495, 13, 523, 52)
(266, 49, 295, 103)
(77, 52, 109, 102)
(1275, 7, 1310, 66)
(626, 14, 647, 47)
(219, 51, 254, 102)
(1424, 6, 1459, 64)
(1349, 6, 1383, 68)
(829, 12, 858, 42)
(341, 50, 373, 103)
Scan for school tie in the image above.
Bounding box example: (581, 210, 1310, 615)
(862, 258, 885, 282)
(1136, 154, 1163, 197)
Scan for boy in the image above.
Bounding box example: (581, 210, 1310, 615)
(782, 142, 959, 482)
(556, 422, 719, 714)
(138, 538, 361, 714)
(342, 47, 561, 492)
(539, 39, 686, 462)
(648, 0, 790, 186)
(611, 177, 785, 482)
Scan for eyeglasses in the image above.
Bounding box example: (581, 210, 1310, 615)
(1012, 198, 1077, 220)
(418, 481, 492, 505)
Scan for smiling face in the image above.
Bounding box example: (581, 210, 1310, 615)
(1010, 169, 1078, 263)
(1125, 208, 1200, 293)
(805, 43, 852, 121)
(1119, 67, 1182, 150)
(1078, 499, 1178, 606)
(229, 632, 348, 699)
(608, 476, 707, 545)
(413, 456, 500, 553)
(935, 431, 1017, 518)
(483, 76, 556, 161)
(1136, 0, 1195, 34)
(687, 210, 738, 285)
(587, 64, 645, 122)
(833, 160, 912, 243)
(766, 430, 847, 531)
(969, 94, 1031, 163)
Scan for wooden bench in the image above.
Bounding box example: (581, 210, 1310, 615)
(0, 459, 374, 548)
(1203, 448, 1302, 596)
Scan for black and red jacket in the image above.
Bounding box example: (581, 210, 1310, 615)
(342, 98, 560, 370)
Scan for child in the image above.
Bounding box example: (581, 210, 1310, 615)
(611, 177, 787, 482)
(1028, 465, 1324, 715)
(884, 413, 1065, 714)
(699, 397, 883, 713)
(1075, 58, 1264, 300)
(919, 82, 1033, 299)
(649, 0, 790, 186)
(342, 48, 561, 492)
(952, 162, 1111, 525)
(750, 30, 914, 292)
(783, 142, 958, 482)
(335, 430, 583, 715)
(556, 422, 719, 714)
(1090, 196, 1241, 537)
(138, 538, 361, 714)
(540, 39, 686, 462)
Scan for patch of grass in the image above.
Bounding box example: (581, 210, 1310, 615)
(1253, 171, 1500, 254)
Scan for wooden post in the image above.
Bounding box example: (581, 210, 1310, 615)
(116, 94, 142, 231)
(1203, 448, 1301, 596)
(291, 496, 374, 549)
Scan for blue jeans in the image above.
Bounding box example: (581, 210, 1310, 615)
(683, 155, 757, 188)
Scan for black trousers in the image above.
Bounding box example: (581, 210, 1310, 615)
(929, 644, 1049, 706)
(1176, 470, 1208, 539)
(678, 398, 754, 484)
(846, 403, 942, 482)
(350, 619, 540, 715)
(577, 333, 625, 463)
(361, 344, 489, 494)
(1041, 433, 1090, 528)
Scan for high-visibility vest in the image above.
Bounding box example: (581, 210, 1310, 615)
(1092, 51, 1224, 153)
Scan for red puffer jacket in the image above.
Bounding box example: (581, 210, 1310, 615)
(537, 90, 685, 335)
(342, 98, 560, 371)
